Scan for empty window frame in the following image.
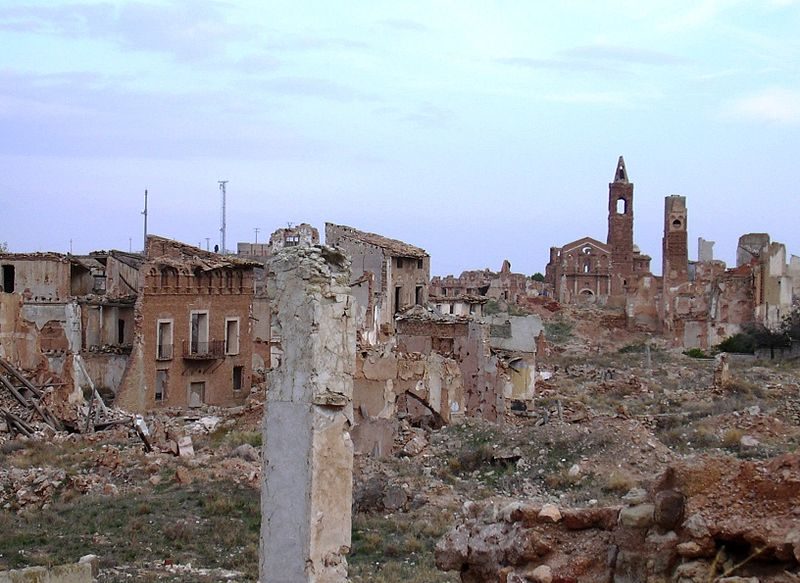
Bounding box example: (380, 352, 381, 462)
(225, 317, 240, 355)
(396, 257, 403, 269)
(415, 285, 423, 305)
(188, 381, 205, 408)
(156, 319, 173, 360)
(394, 286, 402, 313)
(189, 311, 209, 354)
(417, 259, 423, 269)
(233, 365, 243, 392)
(1, 265, 14, 293)
(117, 319, 126, 344)
(155, 369, 168, 402)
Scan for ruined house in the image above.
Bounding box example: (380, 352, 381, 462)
(236, 222, 319, 258)
(545, 157, 653, 308)
(325, 222, 430, 344)
(0, 250, 142, 401)
(236, 225, 322, 373)
(115, 236, 257, 411)
(659, 204, 797, 348)
(395, 307, 539, 421)
(430, 260, 543, 312)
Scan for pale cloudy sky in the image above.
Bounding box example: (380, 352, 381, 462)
(1, 0, 798, 276)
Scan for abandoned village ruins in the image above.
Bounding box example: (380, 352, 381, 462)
(1, 156, 800, 582)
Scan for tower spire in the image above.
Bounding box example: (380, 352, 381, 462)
(614, 156, 628, 183)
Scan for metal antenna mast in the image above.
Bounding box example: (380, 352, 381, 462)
(142, 189, 148, 251)
(218, 180, 228, 254)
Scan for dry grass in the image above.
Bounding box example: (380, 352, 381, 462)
(603, 470, 636, 494)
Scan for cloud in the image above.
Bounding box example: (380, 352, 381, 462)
(496, 56, 620, 73)
(378, 18, 429, 32)
(723, 87, 800, 124)
(257, 77, 377, 102)
(541, 91, 634, 107)
(263, 35, 369, 52)
(401, 103, 453, 128)
(559, 45, 689, 66)
(660, 0, 739, 30)
(0, 69, 325, 159)
(0, 1, 249, 62)
(497, 44, 686, 77)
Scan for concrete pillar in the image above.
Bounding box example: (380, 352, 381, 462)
(261, 245, 355, 583)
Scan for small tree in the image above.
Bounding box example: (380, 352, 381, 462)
(782, 304, 800, 341)
(531, 272, 545, 282)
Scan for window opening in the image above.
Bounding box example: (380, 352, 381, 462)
(157, 320, 173, 360)
(616, 198, 627, 214)
(188, 381, 205, 408)
(117, 319, 125, 344)
(394, 286, 402, 313)
(190, 312, 209, 354)
(155, 370, 167, 402)
(233, 366, 243, 392)
(2, 265, 14, 293)
(225, 318, 240, 355)
(415, 286, 423, 305)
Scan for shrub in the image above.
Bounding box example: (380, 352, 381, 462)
(545, 317, 573, 343)
(717, 333, 755, 354)
(722, 428, 744, 449)
(684, 348, 710, 359)
(604, 470, 636, 494)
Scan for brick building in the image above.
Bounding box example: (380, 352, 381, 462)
(116, 236, 257, 411)
(325, 223, 430, 344)
(545, 157, 653, 307)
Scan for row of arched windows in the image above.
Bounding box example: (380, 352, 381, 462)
(146, 266, 247, 293)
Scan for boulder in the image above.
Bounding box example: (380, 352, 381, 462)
(619, 504, 654, 528)
(654, 489, 684, 530)
(538, 503, 562, 523)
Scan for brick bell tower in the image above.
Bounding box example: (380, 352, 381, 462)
(607, 156, 634, 298)
(662, 195, 689, 286)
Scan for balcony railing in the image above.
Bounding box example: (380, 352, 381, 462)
(156, 343, 173, 360)
(182, 340, 225, 360)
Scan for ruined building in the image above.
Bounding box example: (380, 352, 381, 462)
(429, 260, 539, 315)
(115, 236, 257, 411)
(236, 223, 319, 257)
(325, 222, 430, 344)
(0, 250, 142, 408)
(544, 157, 654, 306)
(658, 193, 800, 347)
(545, 157, 653, 307)
(237, 224, 322, 374)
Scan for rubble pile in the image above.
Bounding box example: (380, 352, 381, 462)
(436, 456, 800, 582)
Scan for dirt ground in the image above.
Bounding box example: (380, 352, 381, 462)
(1, 305, 799, 582)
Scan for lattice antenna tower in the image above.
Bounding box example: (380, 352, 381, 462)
(218, 180, 228, 254)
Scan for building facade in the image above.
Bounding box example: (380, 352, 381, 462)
(116, 236, 256, 411)
(325, 223, 430, 344)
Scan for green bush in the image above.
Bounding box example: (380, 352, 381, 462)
(684, 348, 710, 359)
(716, 333, 755, 354)
(544, 317, 573, 343)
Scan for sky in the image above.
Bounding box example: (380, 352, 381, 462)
(1, 0, 798, 277)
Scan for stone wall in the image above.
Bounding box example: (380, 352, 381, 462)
(352, 346, 464, 457)
(261, 245, 355, 583)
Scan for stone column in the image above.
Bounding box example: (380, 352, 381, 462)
(260, 246, 355, 583)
